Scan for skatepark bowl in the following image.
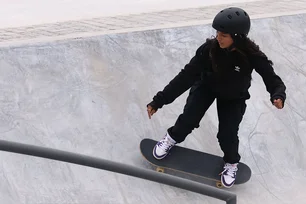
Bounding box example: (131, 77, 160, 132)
(0, 12, 305, 204)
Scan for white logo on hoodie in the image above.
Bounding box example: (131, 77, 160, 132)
(234, 66, 240, 72)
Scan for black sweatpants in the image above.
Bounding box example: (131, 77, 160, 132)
(167, 81, 246, 164)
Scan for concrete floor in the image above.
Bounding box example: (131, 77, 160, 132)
(0, 13, 305, 204)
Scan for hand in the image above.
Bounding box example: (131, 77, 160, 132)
(147, 105, 157, 119)
(273, 99, 283, 109)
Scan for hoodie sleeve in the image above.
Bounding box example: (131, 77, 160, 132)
(147, 42, 210, 110)
(252, 56, 287, 106)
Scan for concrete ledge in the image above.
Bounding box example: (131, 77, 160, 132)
(0, 0, 305, 47)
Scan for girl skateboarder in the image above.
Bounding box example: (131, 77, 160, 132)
(146, 7, 286, 188)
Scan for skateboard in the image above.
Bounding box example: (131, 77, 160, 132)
(140, 138, 252, 188)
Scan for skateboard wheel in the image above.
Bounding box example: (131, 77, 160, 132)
(216, 181, 223, 188)
(156, 167, 164, 173)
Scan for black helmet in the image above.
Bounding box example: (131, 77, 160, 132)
(212, 7, 251, 36)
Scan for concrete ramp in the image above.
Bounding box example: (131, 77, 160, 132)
(0, 13, 305, 204)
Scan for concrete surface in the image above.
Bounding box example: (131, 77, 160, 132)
(0, 11, 305, 204)
(1, 0, 306, 46)
(0, 0, 259, 28)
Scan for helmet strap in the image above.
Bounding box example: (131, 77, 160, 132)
(226, 43, 236, 51)
(226, 33, 244, 51)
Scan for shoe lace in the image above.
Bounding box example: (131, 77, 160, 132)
(158, 137, 174, 151)
(221, 163, 238, 178)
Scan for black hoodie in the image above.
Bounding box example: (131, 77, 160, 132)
(148, 39, 286, 110)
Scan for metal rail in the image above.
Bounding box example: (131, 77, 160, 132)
(0, 139, 237, 204)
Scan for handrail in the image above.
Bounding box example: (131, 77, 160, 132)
(0, 139, 237, 204)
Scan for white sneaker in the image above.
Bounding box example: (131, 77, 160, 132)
(220, 163, 238, 188)
(152, 133, 176, 159)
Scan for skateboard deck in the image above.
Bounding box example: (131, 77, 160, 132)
(140, 138, 252, 188)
